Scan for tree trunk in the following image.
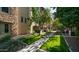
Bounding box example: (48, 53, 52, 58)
(69, 30, 71, 36)
(30, 24, 33, 34)
(30, 22, 35, 34)
(40, 24, 43, 35)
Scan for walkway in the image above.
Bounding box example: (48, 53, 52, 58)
(18, 33, 54, 52)
(64, 36, 79, 52)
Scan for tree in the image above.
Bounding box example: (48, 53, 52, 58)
(52, 18, 64, 30)
(57, 7, 79, 35)
(31, 7, 52, 34)
(30, 7, 40, 33)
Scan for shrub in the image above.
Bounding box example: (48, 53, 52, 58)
(75, 29, 79, 38)
(20, 34, 42, 45)
(0, 33, 11, 43)
(7, 40, 26, 52)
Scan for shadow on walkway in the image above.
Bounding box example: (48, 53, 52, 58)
(64, 36, 79, 52)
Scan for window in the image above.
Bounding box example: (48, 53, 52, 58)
(5, 24, 9, 33)
(27, 18, 29, 20)
(2, 7, 9, 13)
(53, 7, 56, 10)
(21, 17, 23, 23)
(25, 18, 27, 23)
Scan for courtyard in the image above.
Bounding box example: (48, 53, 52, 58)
(0, 7, 79, 52)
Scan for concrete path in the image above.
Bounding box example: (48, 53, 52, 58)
(64, 36, 79, 52)
(17, 33, 54, 52)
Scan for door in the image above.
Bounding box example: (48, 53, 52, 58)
(4, 24, 9, 33)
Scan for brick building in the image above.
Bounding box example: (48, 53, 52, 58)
(0, 7, 32, 36)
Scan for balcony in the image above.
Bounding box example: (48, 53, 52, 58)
(0, 11, 14, 23)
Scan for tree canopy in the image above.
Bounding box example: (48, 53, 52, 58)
(52, 18, 64, 30)
(57, 7, 79, 28)
(32, 7, 52, 26)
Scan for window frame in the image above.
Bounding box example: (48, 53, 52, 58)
(25, 17, 27, 23)
(1, 7, 9, 13)
(21, 16, 24, 23)
(4, 23, 9, 33)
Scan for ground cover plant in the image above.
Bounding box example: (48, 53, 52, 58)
(40, 35, 70, 52)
